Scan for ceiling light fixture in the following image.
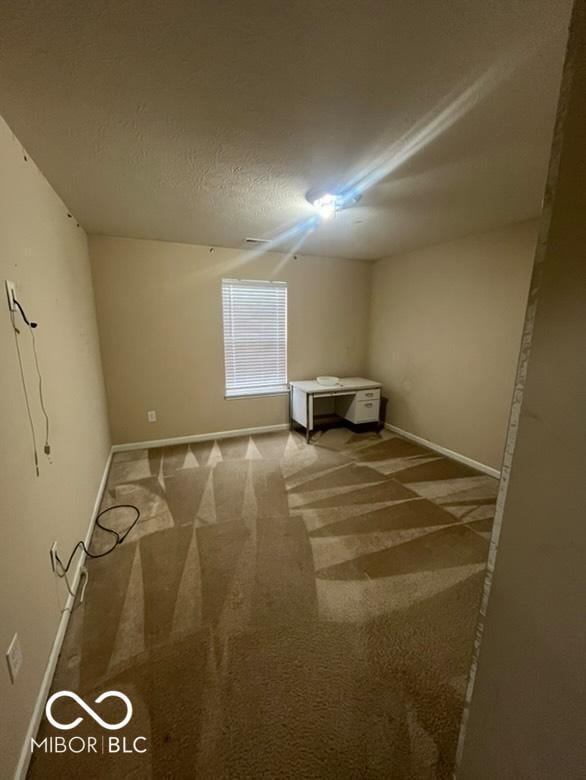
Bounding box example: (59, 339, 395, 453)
(312, 193, 337, 221)
(306, 189, 362, 221)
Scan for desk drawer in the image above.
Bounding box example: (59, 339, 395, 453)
(355, 388, 380, 402)
(354, 399, 379, 422)
(341, 397, 380, 424)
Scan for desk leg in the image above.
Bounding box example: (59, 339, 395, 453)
(306, 392, 311, 443)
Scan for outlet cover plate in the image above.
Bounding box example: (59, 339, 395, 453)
(147, 410, 157, 423)
(6, 633, 22, 684)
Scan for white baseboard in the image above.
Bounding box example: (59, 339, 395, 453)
(384, 423, 501, 479)
(111, 422, 290, 452)
(14, 450, 113, 780)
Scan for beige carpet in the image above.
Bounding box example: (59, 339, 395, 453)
(29, 427, 497, 778)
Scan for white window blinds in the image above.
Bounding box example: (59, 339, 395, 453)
(222, 279, 288, 397)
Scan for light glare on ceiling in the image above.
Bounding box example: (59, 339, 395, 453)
(312, 193, 337, 220)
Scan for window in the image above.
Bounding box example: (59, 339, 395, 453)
(222, 279, 288, 398)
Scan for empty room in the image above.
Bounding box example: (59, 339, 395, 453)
(1, 1, 584, 778)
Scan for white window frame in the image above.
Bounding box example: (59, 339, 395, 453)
(222, 278, 288, 399)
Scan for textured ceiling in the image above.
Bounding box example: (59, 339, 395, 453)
(0, 0, 572, 260)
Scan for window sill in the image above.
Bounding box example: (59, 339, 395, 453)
(225, 385, 289, 400)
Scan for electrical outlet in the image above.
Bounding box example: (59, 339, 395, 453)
(5, 280, 16, 312)
(6, 633, 23, 684)
(147, 410, 157, 423)
(49, 542, 59, 573)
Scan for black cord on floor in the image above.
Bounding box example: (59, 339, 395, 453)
(55, 504, 140, 575)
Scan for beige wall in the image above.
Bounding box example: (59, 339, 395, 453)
(0, 117, 110, 776)
(367, 221, 538, 470)
(459, 2, 586, 776)
(89, 236, 371, 444)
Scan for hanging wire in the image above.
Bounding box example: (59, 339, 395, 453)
(10, 311, 40, 476)
(29, 327, 50, 454)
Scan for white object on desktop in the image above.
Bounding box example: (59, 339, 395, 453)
(316, 376, 340, 386)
